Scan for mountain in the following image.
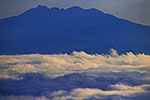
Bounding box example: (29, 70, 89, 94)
(0, 5, 150, 54)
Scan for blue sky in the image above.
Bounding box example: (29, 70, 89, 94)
(0, 0, 150, 25)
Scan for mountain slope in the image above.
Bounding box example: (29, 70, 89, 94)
(0, 5, 150, 54)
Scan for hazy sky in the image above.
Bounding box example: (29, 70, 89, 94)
(0, 0, 150, 26)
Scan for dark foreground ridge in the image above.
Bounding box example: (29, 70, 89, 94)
(0, 5, 150, 54)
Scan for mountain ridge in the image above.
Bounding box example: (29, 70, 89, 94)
(0, 5, 150, 54)
(1, 5, 148, 27)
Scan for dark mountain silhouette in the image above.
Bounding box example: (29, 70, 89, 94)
(0, 5, 150, 54)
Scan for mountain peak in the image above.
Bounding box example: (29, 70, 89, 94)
(37, 5, 43, 8)
(21, 5, 50, 16)
(66, 6, 83, 10)
(70, 6, 82, 9)
(50, 7, 60, 10)
(36, 5, 49, 9)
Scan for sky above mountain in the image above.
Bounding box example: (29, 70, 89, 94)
(0, 0, 150, 26)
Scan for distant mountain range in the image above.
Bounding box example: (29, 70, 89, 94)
(0, 5, 150, 54)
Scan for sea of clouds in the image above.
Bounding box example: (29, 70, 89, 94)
(0, 49, 150, 100)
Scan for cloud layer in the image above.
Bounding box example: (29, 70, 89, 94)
(0, 84, 150, 100)
(49, 84, 150, 100)
(0, 49, 150, 100)
(0, 49, 150, 79)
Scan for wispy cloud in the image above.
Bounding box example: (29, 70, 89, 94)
(1, 84, 149, 100)
(49, 84, 150, 100)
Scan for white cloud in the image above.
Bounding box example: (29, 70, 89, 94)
(0, 95, 48, 100)
(0, 49, 150, 79)
(48, 84, 150, 100)
(0, 50, 149, 100)
(1, 84, 148, 100)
